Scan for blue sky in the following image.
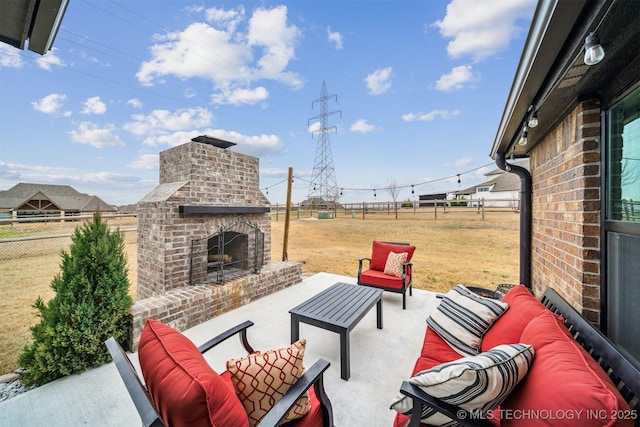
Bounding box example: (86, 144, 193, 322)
(0, 0, 537, 206)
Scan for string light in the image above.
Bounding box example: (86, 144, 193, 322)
(262, 162, 494, 198)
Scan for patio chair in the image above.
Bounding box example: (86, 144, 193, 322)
(106, 320, 334, 427)
(357, 240, 416, 309)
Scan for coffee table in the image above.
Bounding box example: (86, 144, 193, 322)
(289, 282, 384, 380)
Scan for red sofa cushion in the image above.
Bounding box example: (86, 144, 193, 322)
(359, 269, 406, 290)
(370, 241, 416, 272)
(391, 325, 471, 427)
(501, 310, 633, 427)
(138, 319, 249, 427)
(482, 285, 548, 351)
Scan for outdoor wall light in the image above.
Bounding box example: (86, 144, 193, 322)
(518, 126, 529, 146)
(584, 33, 605, 66)
(527, 110, 539, 128)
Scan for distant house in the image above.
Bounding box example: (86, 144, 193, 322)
(418, 193, 448, 208)
(0, 183, 116, 219)
(457, 160, 529, 208)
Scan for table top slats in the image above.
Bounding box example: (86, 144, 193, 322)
(289, 283, 383, 329)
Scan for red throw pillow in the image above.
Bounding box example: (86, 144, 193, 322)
(501, 311, 633, 427)
(481, 284, 548, 351)
(370, 241, 416, 272)
(138, 319, 249, 427)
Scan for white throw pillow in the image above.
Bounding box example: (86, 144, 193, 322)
(390, 343, 534, 426)
(427, 285, 508, 356)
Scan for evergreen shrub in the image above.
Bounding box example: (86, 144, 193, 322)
(19, 212, 133, 386)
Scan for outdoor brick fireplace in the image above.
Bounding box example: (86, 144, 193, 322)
(130, 136, 302, 349)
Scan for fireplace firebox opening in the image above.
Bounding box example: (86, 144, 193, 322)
(190, 217, 264, 284)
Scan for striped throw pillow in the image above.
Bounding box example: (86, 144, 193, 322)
(427, 285, 508, 356)
(390, 343, 534, 426)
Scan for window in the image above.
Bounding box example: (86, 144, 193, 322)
(477, 187, 490, 192)
(607, 86, 640, 222)
(605, 85, 640, 365)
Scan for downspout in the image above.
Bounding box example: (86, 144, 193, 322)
(496, 152, 532, 288)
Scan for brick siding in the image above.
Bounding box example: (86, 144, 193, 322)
(529, 99, 601, 325)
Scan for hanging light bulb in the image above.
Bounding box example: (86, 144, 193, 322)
(457, 174, 461, 184)
(266, 188, 269, 194)
(411, 185, 414, 195)
(373, 189, 377, 198)
(340, 188, 343, 196)
(584, 33, 605, 66)
(527, 110, 538, 128)
(518, 126, 529, 146)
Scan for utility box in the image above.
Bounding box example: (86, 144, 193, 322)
(318, 211, 334, 219)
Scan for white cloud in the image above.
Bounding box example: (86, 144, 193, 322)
(208, 129, 283, 157)
(402, 109, 460, 122)
(32, 93, 67, 115)
(350, 119, 376, 133)
(124, 107, 213, 137)
(69, 122, 125, 148)
(454, 156, 474, 167)
(205, 6, 245, 32)
(365, 67, 392, 95)
(434, 0, 535, 62)
(127, 98, 143, 109)
(435, 65, 474, 91)
(327, 26, 343, 50)
(0, 44, 23, 68)
(81, 96, 107, 115)
(211, 86, 269, 105)
(36, 48, 65, 70)
(308, 121, 321, 134)
(136, 5, 302, 105)
(127, 154, 159, 170)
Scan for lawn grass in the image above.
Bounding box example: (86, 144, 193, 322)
(0, 209, 519, 375)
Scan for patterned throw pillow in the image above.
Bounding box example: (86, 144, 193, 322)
(390, 343, 535, 426)
(383, 251, 408, 277)
(427, 285, 509, 356)
(226, 340, 310, 427)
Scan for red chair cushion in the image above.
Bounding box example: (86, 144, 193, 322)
(501, 310, 633, 427)
(138, 319, 249, 427)
(482, 285, 548, 351)
(359, 269, 407, 290)
(370, 241, 416, 272)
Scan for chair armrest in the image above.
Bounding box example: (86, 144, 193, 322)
(258, 358, 333, 427)
(400, 381, 493, 427)
(197, 320, 255, 354)
(357, 257, 371, 277)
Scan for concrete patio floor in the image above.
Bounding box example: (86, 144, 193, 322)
(0, 272, 441, 426)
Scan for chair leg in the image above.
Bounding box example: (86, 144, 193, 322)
(402, 292, 407, 310)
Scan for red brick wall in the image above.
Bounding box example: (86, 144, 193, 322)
(529, 100, 601, 325)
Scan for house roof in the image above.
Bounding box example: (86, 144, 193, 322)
(491, 0, 640, 159)
(458, 160, 529, 195)
(0, 183, 116, 212)
(0, 0, 69, 54)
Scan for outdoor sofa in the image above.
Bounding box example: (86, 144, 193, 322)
(391, 284, 640, 426)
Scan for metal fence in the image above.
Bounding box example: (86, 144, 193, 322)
(0, 214, 137, 260)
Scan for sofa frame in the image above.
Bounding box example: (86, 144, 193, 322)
(106, 320, 334, 427)
(399, 287, 640, 427)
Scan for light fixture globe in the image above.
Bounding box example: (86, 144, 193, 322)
(584, 33, 605, 66)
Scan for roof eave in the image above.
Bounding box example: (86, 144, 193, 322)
(490, 0, 588, 159)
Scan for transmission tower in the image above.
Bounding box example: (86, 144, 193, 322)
(307, 81, 341, 205)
